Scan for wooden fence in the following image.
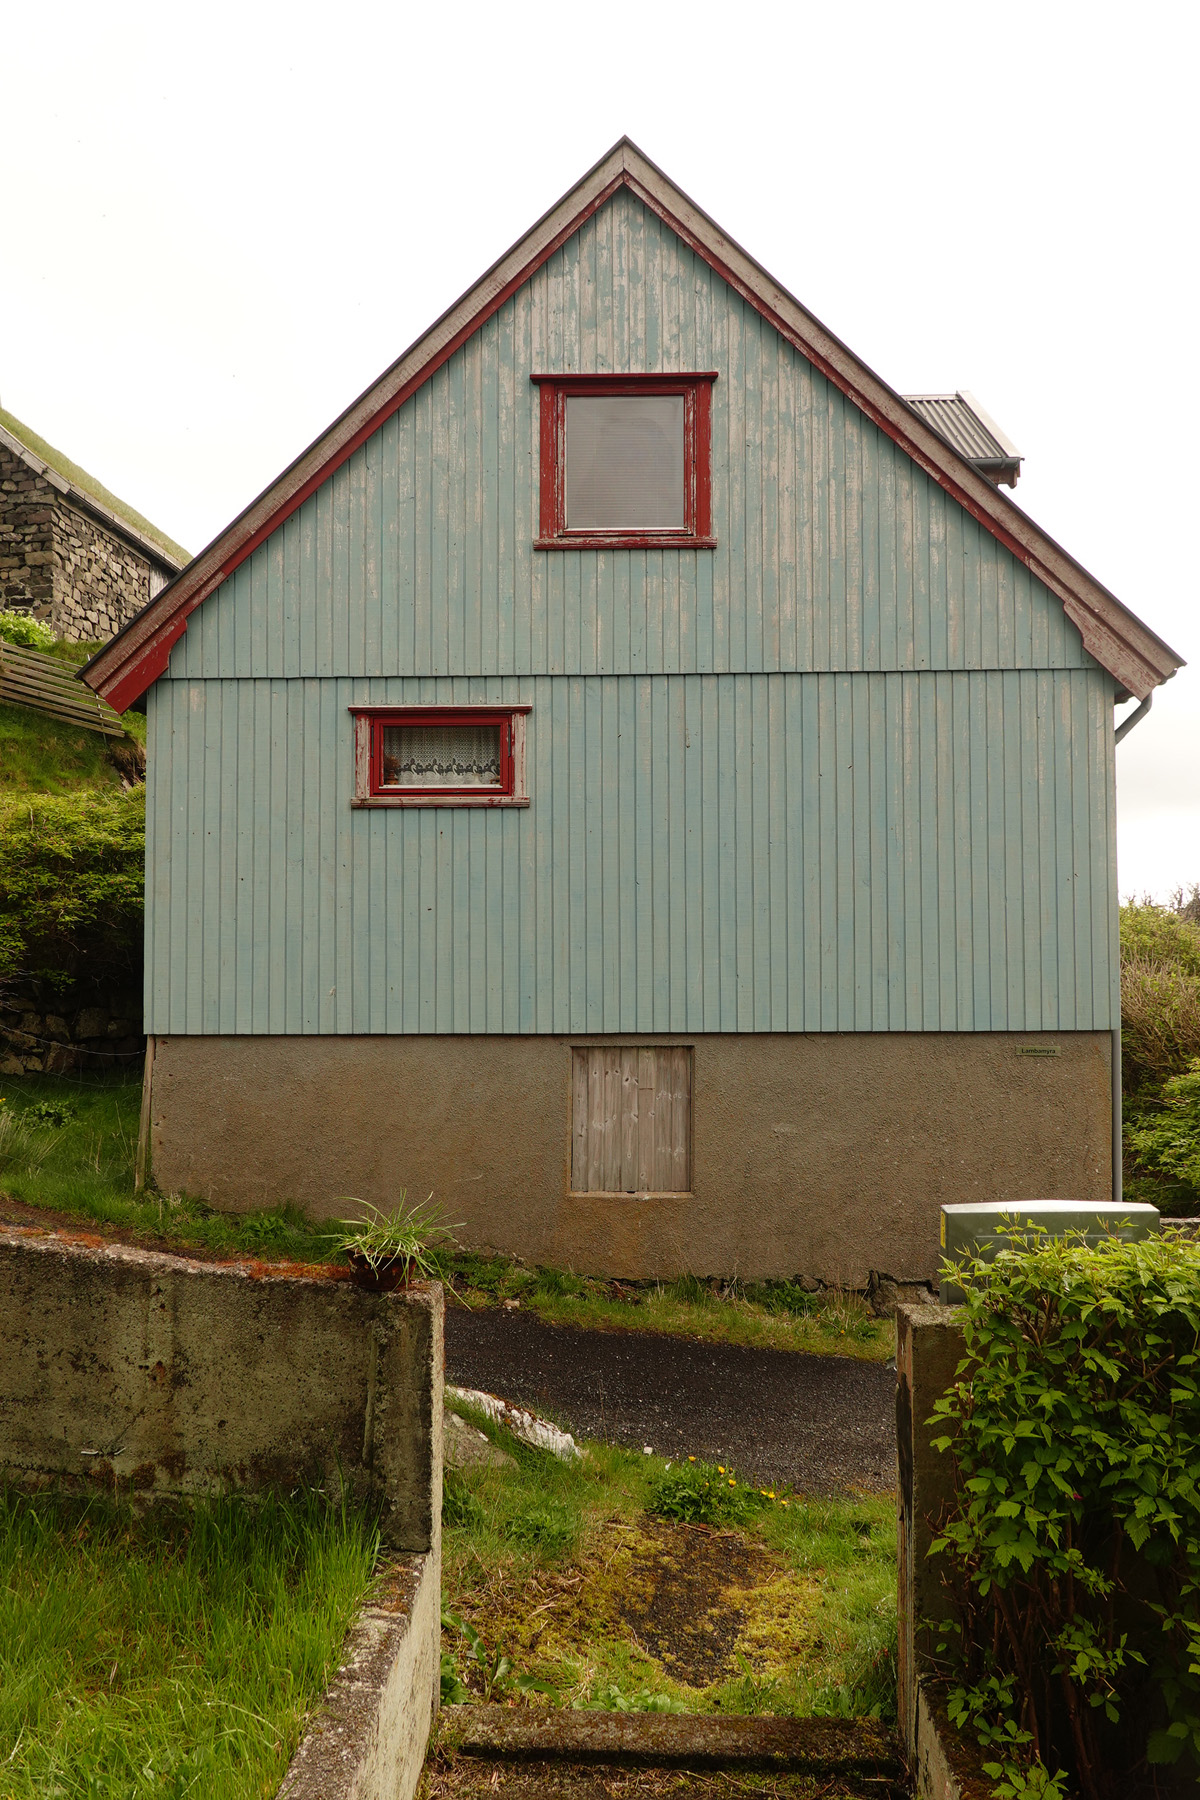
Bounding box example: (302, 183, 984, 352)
(0, 641, 125, 737)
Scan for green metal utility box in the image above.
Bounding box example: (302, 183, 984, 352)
(939, 1199, 1160, 1302)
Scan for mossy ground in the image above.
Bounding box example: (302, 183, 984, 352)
(0, 1073, 890, 1360)
(441, 1399, 897, 1722)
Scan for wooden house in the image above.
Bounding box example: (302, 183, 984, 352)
(83, 142, 1183, 1285)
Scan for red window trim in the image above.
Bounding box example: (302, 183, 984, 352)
(533, 372, 717, 550)
(349, 705, 532, 809)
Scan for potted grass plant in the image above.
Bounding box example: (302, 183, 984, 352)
(330, 1194, 460, 1292)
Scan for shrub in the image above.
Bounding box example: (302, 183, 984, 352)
(0, 611, 56, 652)
(1125, 1059, 1200, 1205)
(928, 1229, 1200, 1799)
(0, 789, 144, 981)
(1120, 897, 1200, 1096)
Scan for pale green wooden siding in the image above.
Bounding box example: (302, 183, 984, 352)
(168, 191, 1091, 685)
(145, 668, 1119, 1035)
(150, 187, 1119, 1038)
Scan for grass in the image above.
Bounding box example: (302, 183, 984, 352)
(1, 404, 190, 566)
(0, 1484, 378, 1799)
(440, 1397, 897, 1721)
(0, 700, 126, 794)
(0, 1073, 891, 1358)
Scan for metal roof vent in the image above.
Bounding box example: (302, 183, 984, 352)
(903, 391, 1023, 488)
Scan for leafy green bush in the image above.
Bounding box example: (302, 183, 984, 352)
(0, 611, 55, 652)
(1126, 1059, 1200, 1205)
(929, 1229, 1200, 1799)
(0, 789, 144, 980)
(647, 1458, 752, 1527)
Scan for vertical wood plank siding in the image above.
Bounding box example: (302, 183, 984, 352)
(169, 192, 1091, 686)
(145, 668, 1119, 1035)
(150, 188, 1118, 1039)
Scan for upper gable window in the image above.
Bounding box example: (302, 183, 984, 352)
(533, 373, 717, 550)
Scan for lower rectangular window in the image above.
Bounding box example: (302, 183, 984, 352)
(571, 1046, 692, 1195)
(350, 706, 531, 808)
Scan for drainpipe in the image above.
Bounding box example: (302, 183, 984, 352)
(1110, 691, 1154, 1202)
(1114, 691, 1153, 745)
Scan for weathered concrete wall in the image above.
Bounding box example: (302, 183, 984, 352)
(278, 1550, 440, 1800)
(895, 1303, 965, 1760)
(0, 438, 158, 641)
(150, 1030, 1112, 1285)
(0, 1227, 443, 1549)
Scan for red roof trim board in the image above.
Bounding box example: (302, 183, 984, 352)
(82, 139, 1183, 709)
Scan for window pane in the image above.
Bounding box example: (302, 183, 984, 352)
(564, 395, 685, 530)
(381, 723, 502, 788)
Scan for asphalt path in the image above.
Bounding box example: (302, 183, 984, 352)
(445, 1308, 896, 1495)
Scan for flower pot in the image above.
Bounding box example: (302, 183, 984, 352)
(346, 1249, 412, 1292)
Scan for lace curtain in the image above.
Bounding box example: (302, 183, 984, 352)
(380, 723, 502, 788)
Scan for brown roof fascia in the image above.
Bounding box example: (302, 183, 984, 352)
(83, 138, 1184, 710)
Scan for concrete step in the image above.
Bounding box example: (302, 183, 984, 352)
(440, 1707, 903, 1780)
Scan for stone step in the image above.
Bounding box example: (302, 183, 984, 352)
(441, 1707, 903, 1780)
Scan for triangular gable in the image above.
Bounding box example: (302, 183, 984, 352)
(82, 139, 1183, 710)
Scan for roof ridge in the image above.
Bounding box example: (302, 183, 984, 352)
(81, 140, 1184, 709)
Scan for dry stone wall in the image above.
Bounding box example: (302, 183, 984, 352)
(0, 438, 164, 642)
(0, 977, 143, 1076)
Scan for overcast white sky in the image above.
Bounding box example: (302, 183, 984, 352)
(4, 0, 1196, 900)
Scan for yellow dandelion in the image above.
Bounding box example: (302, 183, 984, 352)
(728, 1478, 735, 1486)
(717, 1466, 725, 1474)
(688, 1456, 696, 1462)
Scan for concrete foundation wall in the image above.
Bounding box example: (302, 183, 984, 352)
(0, 1227, 443, 1549)
(150, 1030, 1112, 1284)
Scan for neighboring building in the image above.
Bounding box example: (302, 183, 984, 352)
(84, 141, 1183, 1285)
(0, 409, 186, 643)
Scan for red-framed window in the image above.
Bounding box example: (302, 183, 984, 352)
(533, 372, 717, 550)
(349, 706, 532, 808)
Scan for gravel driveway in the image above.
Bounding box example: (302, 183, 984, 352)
(445, 1308, 896, 1495)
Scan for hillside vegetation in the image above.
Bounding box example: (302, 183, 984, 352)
(1121, 889, 1200, 1213)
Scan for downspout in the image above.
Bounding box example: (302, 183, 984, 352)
(1114, 691, 1153, 745)
(1110, 690, 1154, 1202)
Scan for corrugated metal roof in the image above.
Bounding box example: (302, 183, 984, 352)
(902, 392, 1022, 485)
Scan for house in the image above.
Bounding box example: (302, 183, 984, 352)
(1, 408, 186, 643)
(82, 141, 1183, 1286)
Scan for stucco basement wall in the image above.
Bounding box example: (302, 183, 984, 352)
(0, 1227, 442, 1549)
(150, 1031, 1111, 1285)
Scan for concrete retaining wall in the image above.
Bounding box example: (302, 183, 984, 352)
(0, 1226, 442, 1550)
(278, 1549, 440, 1800)
(149, 1029, 1113, 1285)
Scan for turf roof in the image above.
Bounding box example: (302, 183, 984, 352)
(0, 406, 189, 567)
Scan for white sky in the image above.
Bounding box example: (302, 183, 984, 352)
(4, 0, 1196, 902)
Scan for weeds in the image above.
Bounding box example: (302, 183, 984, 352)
(647, 1458, 753, 1528)
(329, 1194, 460, 1282)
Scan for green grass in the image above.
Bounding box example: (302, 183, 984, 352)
(0, 405, 190, 566)
(0, 700, 127, 794)
(0, 1074, 891, 1357)
(0, 1485, 378, 1799)
(440, 1398, 897, 1721)
(446, 1255, 891, 1362)
(0, 1075, 333, 1264)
